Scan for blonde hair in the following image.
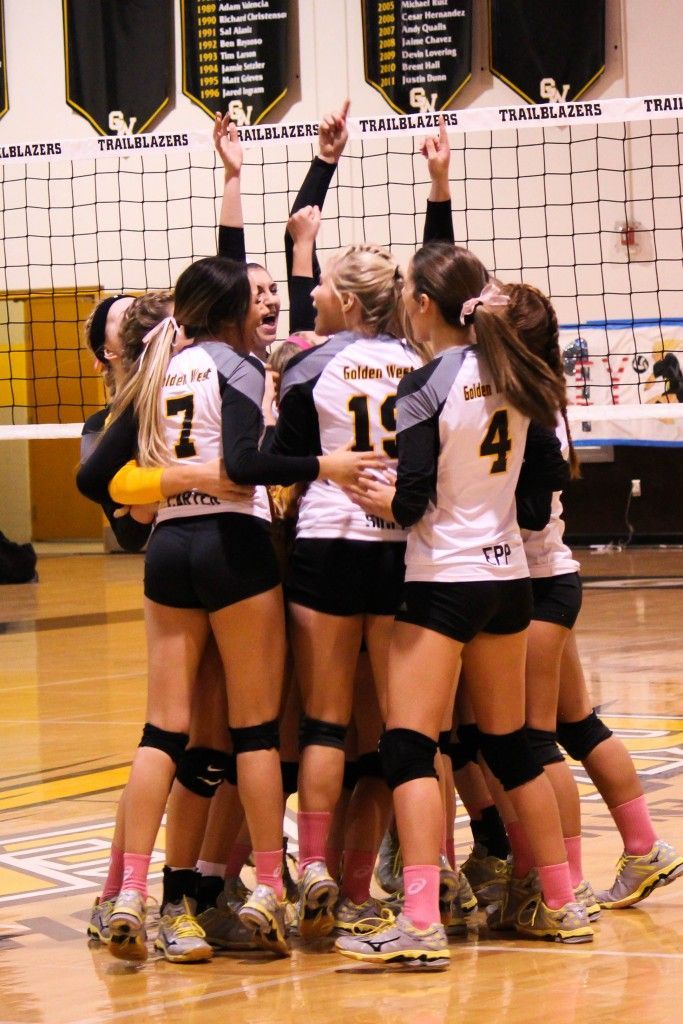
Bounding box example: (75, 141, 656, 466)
(326, 244, 406, 340)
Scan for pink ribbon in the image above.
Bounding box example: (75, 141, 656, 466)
(459, 282, 509, 325)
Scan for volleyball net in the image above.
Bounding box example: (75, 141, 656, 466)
(1, 93, 682, 445)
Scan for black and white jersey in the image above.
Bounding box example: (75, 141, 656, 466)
(521, 416, 579, 578)
(273, 331, 421, 541)
(392, 345, 530, 582)
(157, 340, 319, 525)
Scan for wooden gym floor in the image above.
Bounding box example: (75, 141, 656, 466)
(1, 546, 682, 1024)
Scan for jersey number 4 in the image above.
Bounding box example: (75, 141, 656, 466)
(348, 393, 397, 458)
(166, 394, 197, 458)
(480, 409, 511, 473)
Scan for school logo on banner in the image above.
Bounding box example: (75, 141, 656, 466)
(490, 0, 605, 104)
(63, 0, 173, 136)
(181, 0, 289, 124)
(362, 0, 473, 114)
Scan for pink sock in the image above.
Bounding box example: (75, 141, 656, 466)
(326, 846, 343, 881)
(224, 841, 251, 880)
(298, 811, 331, 869)
(507, 820, 535, 879)
(196, 859, 226, 879)
(564, 835, 583, 888)
(610, 796, 657, 856)
(121, 852, 151, 897)
(341, 849, 376, 905)
(102, 845, 124, 901)
(254, 850, 284, 900)
(403, 864, 440, 930)
(538, 862, 574, 909)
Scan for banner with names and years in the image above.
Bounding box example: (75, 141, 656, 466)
(490, 0, 605, 104)
(362, 0, 472, 115)
(181, 0, 289, 125)
(63, 0, 173, 136)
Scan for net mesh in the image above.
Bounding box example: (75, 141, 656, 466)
(1, 98, 682, 443)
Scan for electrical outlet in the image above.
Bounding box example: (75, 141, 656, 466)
(631, 479, 642, 498)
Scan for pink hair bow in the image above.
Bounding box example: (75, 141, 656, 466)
(459, 282, 509, 326)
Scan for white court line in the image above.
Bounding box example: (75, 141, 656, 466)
(472, 943, 683, 959)
(1, 671, 142, 694)
(67, 965, 343, 1024)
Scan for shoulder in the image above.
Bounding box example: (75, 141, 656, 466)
(279, 332, 358, 400)
(82, 408, 108, 435)
(396, 348, 471, 427)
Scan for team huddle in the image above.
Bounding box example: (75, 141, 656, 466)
(76, 103, 683, 971)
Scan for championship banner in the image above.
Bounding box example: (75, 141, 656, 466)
(0, 0, 7, 121)
(490, 0, 605, 104)
(63, 0, 173, 136)
(181, 0, 289, 126)
(362, 0, 472, 115)
(564, 320, 683, 446)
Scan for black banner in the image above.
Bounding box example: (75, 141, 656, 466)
(63, 0, 173, 136)
(0, 1, 6, 120)
(490, 0, 605, 104)
(182, 0, 289, 125)
(362, 1, 472, 115)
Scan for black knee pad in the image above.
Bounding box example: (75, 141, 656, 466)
(280, 760, 299, 795)
(224, 752, 237, 786)
(357, 751, 383, 779)
(479, 727, 543, 792)
(299, 715, 347, 751)
(175, 746, 232, 798)
(230, 719, 280, 755)
(527, 727, 565, 768)
(138, 722, 188, 765)
(557, 711, 613, 761)
(450, 722, 480, 770)
(343, 760, 359, 791)
(380, 728, 438, 791)
(438, 730, 452, 757)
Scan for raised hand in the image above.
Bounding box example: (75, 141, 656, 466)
(213, 111, 243, 178)
(319, 98, 351, 164)
(420, 114, 451, 200)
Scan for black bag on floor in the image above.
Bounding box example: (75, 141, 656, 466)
(0, 530, 37, 583)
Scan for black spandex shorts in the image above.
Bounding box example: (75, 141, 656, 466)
(530, 572, 582, 629)
(395, 577, 532, 643)
(144, 513, 280, 611)
(286, 538, 406, 617)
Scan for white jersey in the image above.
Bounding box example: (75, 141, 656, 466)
(156, 341, 271, 525)
(521, 416, 580, 578)
(276, 331, 421, 541)
(394, 345, 530, 582)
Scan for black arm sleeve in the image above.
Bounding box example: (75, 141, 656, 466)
(222, 379, 319, 486)
(391, 413, 440, 528)
(79, 408, 151, 552)
(423, 199, 454, 245)
(76, 403, 139, 507)
(515, 421, 571, 531)
(270, 381, 321, 458)
(217, 225, 247, 263)
(285, 157, 337, 333)
(289, 276, 318, 334)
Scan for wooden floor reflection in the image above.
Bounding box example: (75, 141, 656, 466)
(1, 546, 682, 1024)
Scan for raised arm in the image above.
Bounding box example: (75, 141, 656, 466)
(421, 115, 454, 245)
(285, 99, 351, 332)
(214, 112, 247, 263)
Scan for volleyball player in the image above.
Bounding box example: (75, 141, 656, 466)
(269, 237, 422, 940)
(505, 282, 683, 912)
(77, 253, 381, 961)
(335, 241, 592, 969)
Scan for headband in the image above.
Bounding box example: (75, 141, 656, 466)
(460, 282, 509, 326)
(87, 294, 134, 362)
